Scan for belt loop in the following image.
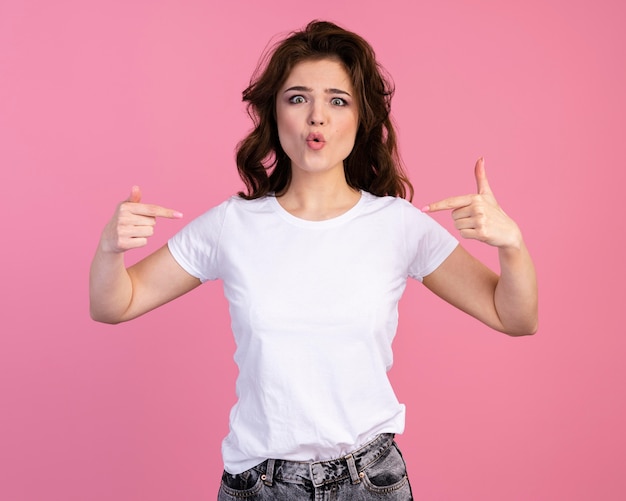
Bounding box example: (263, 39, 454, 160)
(345, 454, 360, 484)
(262, 459, 275, 486)
(309, 461, 322, 487)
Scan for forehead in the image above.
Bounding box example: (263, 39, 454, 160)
(281, 58, 353, 92)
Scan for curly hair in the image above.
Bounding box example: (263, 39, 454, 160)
(236, 20, 413, 201)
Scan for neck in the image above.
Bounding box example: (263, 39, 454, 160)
(277, 171, 361, 221)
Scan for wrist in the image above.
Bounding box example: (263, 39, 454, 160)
(498, 236, 527, 261)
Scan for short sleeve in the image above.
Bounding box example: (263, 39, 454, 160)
(167, 199, 231, 282)
(402, 202, 459, 281)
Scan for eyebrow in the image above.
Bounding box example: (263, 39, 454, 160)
(283, 86, 352, 96)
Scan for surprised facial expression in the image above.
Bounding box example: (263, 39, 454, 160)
(276, 59, 359, 181)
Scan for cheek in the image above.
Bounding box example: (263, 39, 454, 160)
(340, 116, 359, 144)
(342, 111, 359, 134)
(276, 110, 297, 137)
(276, 118, 299, 154)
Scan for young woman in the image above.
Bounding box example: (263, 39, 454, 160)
(90, 20, 537, 501)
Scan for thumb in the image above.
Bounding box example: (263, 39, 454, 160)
(475, 157, 492, 195)
(127, 185, 142, 203)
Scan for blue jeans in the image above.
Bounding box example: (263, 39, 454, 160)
(217, 433, 413, 500)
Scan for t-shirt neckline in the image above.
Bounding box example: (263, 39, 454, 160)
(269, 190, 368, 228)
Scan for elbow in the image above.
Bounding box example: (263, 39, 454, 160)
(506, 327, 537, 337)
(504, 318, 538, 337)
(89, 305, 124, 325)
(90, 313, 122, 325)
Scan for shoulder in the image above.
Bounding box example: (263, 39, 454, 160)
(190, 194, 273, 223)
(360, 192, 456, 241)
(227, 194, 274, 213)
(359, 191, 423, 219)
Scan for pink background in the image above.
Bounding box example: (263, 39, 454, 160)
(1, 0, 625, 499)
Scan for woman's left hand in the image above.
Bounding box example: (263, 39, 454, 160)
(423, 158, 522, 250)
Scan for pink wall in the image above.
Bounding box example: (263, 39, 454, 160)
(1, 0, 624, 499)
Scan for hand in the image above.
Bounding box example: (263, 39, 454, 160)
(422, 158, 522, 249)
(100, 186, 183, 253)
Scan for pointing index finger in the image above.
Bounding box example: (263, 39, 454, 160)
(422, 195, 473, 213)
(122, 186, 183, 219)
(144, 204, 184, 219)
(126, 202, 183, 219)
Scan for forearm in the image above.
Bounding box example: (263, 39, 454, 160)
(494, 241, 538, 336)
(89, 247, 133, 324)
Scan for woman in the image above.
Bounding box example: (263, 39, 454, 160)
(90, 20, 537, 501)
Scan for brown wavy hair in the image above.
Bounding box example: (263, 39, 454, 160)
(236, 20, 414, 201)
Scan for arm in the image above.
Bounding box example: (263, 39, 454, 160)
(421, 158, 538, 336)
(89, 186, 201, 324)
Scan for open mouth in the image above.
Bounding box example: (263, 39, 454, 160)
(306, 133, 325, 143)
(306, 137, 325, 150)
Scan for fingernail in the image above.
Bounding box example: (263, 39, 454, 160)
(420, 205, 430, 212)
(173, 211, 183, 218)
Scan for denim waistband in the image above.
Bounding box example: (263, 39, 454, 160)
(255, 433, 395, 488)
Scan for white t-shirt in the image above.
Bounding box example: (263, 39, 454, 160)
(168, 191, 458, 473)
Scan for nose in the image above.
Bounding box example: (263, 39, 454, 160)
(308, 101, 326, 126)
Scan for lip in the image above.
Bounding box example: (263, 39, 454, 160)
(306, 132, 326, 150)
(306, 132, 325, 142)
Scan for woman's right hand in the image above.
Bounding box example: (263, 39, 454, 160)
(90, 187, 198, 324)
(100, 186, 183, 254)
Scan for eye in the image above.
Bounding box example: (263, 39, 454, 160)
(289, 95, 306, 104)
(330, 97, 347, 106)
